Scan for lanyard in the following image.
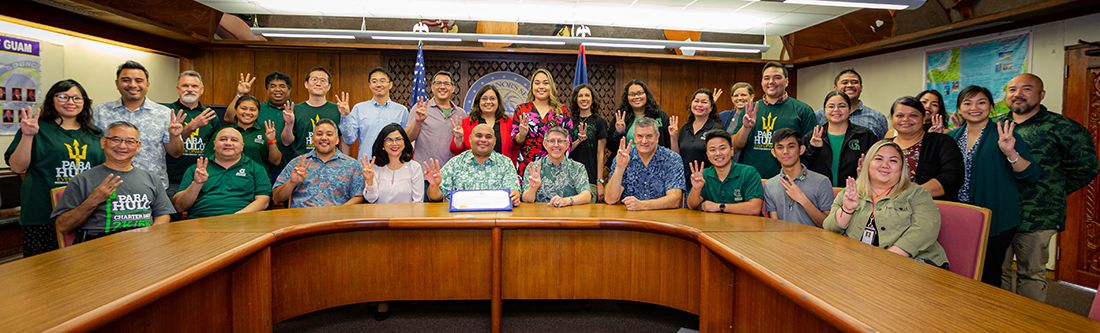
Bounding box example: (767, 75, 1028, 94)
(869, 187, 893, 220)
(861, 187, 893, 246)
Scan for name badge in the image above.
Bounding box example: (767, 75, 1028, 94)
(860, 217, 877, 246)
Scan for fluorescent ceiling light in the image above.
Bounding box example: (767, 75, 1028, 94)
(679, 46, 762, 54)
(371, 36, 462, 42)
(477, 39, 566, 46)
(262, 33, 355, 39)
(784, 0, 911, 10)
(583, 42, 665, 50)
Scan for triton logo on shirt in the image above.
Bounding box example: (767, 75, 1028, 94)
(56, 140, 92, 184)
(183, 127, 205, 155)
(752, 113, 778, 150)
(306, 115, 320, 148)
(236, 168, 247, 177)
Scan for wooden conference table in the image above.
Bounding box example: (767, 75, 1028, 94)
(0, 203, 1096, 332)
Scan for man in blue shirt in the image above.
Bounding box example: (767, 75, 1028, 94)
(814, 69, 887, 140)
(339, 67, 410, 160)
(605, 117, 684, 210)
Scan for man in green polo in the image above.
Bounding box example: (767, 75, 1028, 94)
(172, 127, 271, 218)
(163, 70, 219, 197)
(687, 130, 764, 215)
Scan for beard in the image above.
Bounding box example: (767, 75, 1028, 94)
(181, 93, 200, 104)
(1010, 101, 1036, 114)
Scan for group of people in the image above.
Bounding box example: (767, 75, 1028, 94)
(7, 59, 1097, 304)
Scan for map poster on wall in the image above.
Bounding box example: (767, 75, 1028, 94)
(924, 32, 1030, 120)
(0, 34, 42, 135)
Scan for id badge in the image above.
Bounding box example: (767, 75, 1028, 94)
(860, 225, 876, 245)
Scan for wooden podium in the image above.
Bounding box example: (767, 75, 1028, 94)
(0, 203, 1094, 332)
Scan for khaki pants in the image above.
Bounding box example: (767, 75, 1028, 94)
(1001, 229, 1057, 302)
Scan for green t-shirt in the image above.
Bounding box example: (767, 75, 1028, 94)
(4, 122, 105, 225)
(735, 98, 817, 178)
(700, 163, 764, 204)
(178, 157, 272, 218)
(289, 101, 342, 156)
(163, 101, 221, 185)
(828, 133, 845, 184)
(259, 101, 291, 175)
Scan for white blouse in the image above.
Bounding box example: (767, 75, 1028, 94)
(363, 160, 425, 203)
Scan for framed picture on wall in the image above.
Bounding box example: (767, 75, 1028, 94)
(26, 88, 35, 102)
(11, 88, 21, 101)
(0, 87, 6, 101)
(2, 109, 14, 124)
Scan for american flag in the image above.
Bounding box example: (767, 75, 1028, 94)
(410, 41, 428, 107)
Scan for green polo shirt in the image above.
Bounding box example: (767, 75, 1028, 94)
(163, 101, 221, 185)
(700, 163, 764, 204)
(178, 156, 272, 218)
(289, 101, 341, 156)
(206, 124, 278, 173)
(4, 122, 105, 225)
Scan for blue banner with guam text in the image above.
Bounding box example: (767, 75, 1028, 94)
(0, 34, 42, 135)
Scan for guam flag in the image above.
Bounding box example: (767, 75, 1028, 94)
(573, 45, 588, 86)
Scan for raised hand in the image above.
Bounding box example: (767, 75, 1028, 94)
(336, 91, 351, 116)
(741, 100, 757, 131)
(689, 160, 705, 190)
(169, 109, 186, 136)
(668, 115, 680, 138)
(413, 97, 428, 123)
(517, 112, 531, 134)
(451, 117, 464, 143)
(424, 158, 443, 186)
(614, 110, 627, 133)
(809, 125, 824, 147)
(282, 102, 295, 125)
(18, 107, 40, 136)
(360, 156, 376, 186)
(712, 88, 724, 102)
(192, 157, 209, 185)
(89, 174, 124, 205)
(949, 112, 964, 128)
(614, 139, 631, 169)
(780, 174, 809, 204)
(264, 120, 277, 141)
(929, 113, 945, 134)
(290, 159, 312, 184)
(527, 162, 542, 189)
(237, 73, 255, 95)
(185, 107, 217, 132)
(576, 122, 588, 142)
(996, 120, 1017, 156)
(841, 176, 858, 213)
(856, 153, 865, 175)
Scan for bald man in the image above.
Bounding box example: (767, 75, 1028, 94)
(427, 123, 521, 205)
(173, 127, 272, 218)
(998, 73, 1098, 301)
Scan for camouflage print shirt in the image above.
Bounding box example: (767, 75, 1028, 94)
(998, 106, 1099, 232)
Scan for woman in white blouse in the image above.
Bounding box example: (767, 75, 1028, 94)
(361, 123, 425, 203)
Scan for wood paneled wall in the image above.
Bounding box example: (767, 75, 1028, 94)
(182, 47, 790, 123)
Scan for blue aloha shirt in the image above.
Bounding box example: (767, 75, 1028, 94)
(610, 145, 685, 200)
(274, 151, 365, 208)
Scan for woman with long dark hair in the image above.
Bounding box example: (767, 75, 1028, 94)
(4, 79, 105, 257)
(671, 88, 722, 191)
(362, 123, 424, 203)
(568, 84, 609, 201)
(802, 90, 876, 186)
(450, 84, 518, 161)
(512, 68, 573, 176)
(609, 80, 671, 149)
(887, 96, 964, 200)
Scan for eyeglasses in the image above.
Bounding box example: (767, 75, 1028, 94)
(56, 94, 84, 103)
(384, 137, 404, 143)
(370, 79, 391, 84)
(308, 77, 330, 84)
(105, 136, 140, 146)
(545, 139, 569, 145)
(432, 81, 454, 87)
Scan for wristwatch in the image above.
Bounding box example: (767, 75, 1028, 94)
(597, 178, 606, 184)
(718, 203, 726, 213)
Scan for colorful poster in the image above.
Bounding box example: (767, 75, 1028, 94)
(0, 34, 41, 135)
(924, 32, 1030, 120)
